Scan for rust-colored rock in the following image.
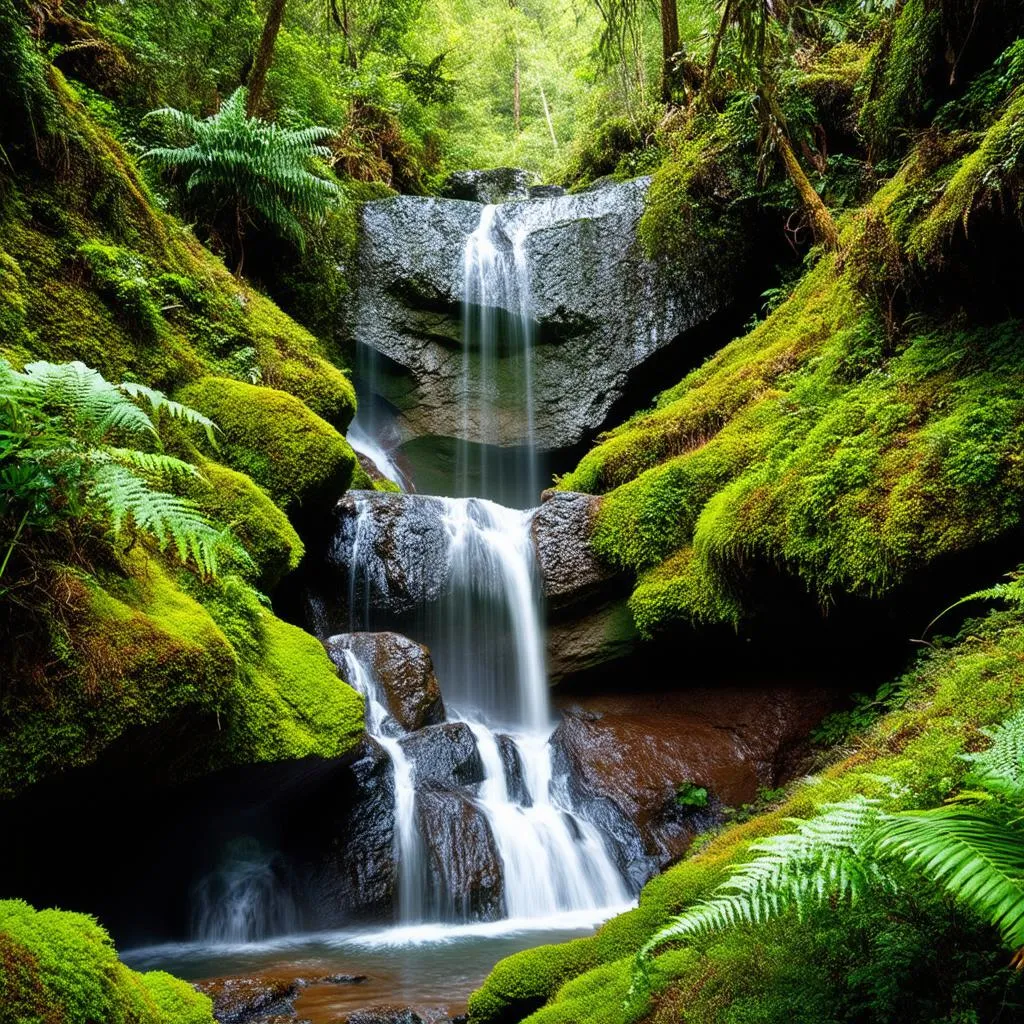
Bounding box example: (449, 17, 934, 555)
(552, 686, 831, 886)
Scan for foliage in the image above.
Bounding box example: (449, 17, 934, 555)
(635, 708, 1024, 996)
(471, 608, 1024, 1023)
(143, 87, 341, 259)
(0, 359, 243, 581)
(676, 782, 710, 808)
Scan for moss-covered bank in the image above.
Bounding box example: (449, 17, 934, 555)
(0, 899, 213, 1024)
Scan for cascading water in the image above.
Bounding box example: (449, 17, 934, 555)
(460, 205, 539, 506)
(339, 490, 630, 923)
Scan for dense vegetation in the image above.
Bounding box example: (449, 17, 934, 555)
(3, 0, 1024, 1021)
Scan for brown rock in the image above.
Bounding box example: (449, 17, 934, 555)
(552, 686, 831, 886)
(326, 633, 445, 732)
(195, 975, 299, 1024)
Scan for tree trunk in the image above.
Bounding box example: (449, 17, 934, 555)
(768, 100, 838, 249)
(246, 0, 288, 116)
(705, 0, 733, 88)
(660, 0, 680, 102)
(540, 82, 557, 150)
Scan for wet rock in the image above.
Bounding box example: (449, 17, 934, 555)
(354, 179, 717, 452)
(416, 789, 504, 920)
(330, 493, 452, 618)
(551, 688, 831, 887)
(531, 492, 620, 610)
(528, 184, 566, 199)
(440, 168, 533, 204)
(195, 975, 299, 1024)
(531, 491, 638, 682)
(399, 723, 484, 789)
(496, 733, 530, 806)
(341, 1008, 425, 1024)
(326, 633, 446, 733)
(355, 451, 393, 488)
(300, 737, 397, 924)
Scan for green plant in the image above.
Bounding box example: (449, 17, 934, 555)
(676, 782, 710, 808)
(0, 359, 243, 582)
(142, 87, 340, 268)
(633, 707, 1024, 998)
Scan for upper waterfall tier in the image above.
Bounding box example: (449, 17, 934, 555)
(354, 178, 722, 453)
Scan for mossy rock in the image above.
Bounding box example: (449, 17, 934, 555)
(176, 376, 356, 514)
(0, 899, 214, 1024)
(188, 460, 304, 590)
(0, 557, 237, 799)
(247, 293, 357, 431)
(225, 609, 365, 764)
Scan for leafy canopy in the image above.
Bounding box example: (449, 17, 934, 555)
(0, 360, 246, 581)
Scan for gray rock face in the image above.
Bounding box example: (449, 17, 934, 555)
(416, 788, 504, 921)
(532, 491, 619, 610)
(354, 178, 719, 452)
(532, 490, 638, 683)
(330, 492, 452, 619)
(325, 632, 446, 733)
(399, 722, 485, 790)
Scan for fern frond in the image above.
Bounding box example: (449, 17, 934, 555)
(118, 381, 218, 446)
(964, 709, 1024, 801)
(89, 464, 225, 575)
(874, 807, 1024, 950)
(639, 798, 886, 958)
(21, 361, 157, 439)
(105, 448, 203, 480)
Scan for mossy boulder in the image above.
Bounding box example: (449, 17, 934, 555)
(188, 460, 304, 589)
(0, 557, 237, 799)
(177, 377, 357, 514)
(0, 899, 214, 1024)
(225, 610, 365, 764)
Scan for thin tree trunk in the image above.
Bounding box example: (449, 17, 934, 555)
(765, 90, 838, 249)
(246, 0, 288, 116)
(540, 82, 557, 150)
(705, 0, 733, 88)
(660, 0, 680, 102)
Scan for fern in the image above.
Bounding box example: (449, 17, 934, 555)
(1, 359, 248, 578)
(118, 382, 218, 446)
(630, 710, 1024, 1006)
(874, 807, 1024, 951)
(143, 87, 341, 250)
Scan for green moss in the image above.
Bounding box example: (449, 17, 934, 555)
(858, 0, 943, 163)
(0, 900, 214, 1024)
(471, 612, 1024, 1022)
(0, 556, 237, 798)
(225, 609, 365, 764)
(176, 377, 356, 512)
(188, 460, 304, 589)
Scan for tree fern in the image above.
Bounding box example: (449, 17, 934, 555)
(143, 87, 341, 253)
(118, 381, 218, 446)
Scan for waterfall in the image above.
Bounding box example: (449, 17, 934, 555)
(190, 838, 299, 943)
(337, 491, 631, 924)
(337, 647, 424, 923)
(460, 204, 539, 508)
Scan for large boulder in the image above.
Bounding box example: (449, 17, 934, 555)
(399, 723, 484, 790)
(416, 788, 504, 921)
(551, 687, 831, 886)
(325, 633, 446, 733)
(354, 179, 716, 453)
(329, 492, 453, 621)
(440, 168, 534, 204)
(300, 737, 397, 924)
